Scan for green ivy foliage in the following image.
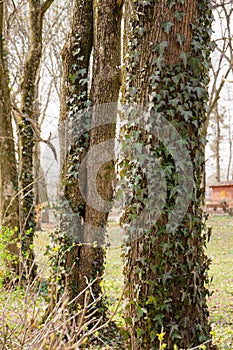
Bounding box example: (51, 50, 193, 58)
(120, 0, 215, 349)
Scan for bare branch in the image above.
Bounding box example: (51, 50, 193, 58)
(41, 0, 55, 17)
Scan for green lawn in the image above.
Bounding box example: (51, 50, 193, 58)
(102, 215, 233, 349)
(0, 215, 232, 349)
(206, 215, 233, 349)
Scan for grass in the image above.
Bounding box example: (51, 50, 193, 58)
(206, 215, 233, 349)
(104, 216, 233, 349)
(0, 215, 232, 349)
(94, 215, 233, 349)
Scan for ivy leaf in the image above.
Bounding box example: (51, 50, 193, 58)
(171, 75, 180, 86)
(147, 295, 157, 307)
(177, 33, 185, 47)
(136, 26, 146, 36)
(129, 87, 138, 97)
(134, 142, 143, 153)
(159, 40, 168, 55)
(194, 86, 204, 99)
(167, 0, 176, 8)
(152, 40, 168, 54)
(80, 78, 88, 86)
(180, 52, 188, 68)
(161, 21, 174, 35)
(136, 306, 147, 318)
(136, 327, 144, 337)
(175, 11, 185, 21)
(84, 99, 91, 107)
(72, 48, 80, 56)
(192, 120, 199, 128)
(69, 74, 77, 83)
(138, 0, 151, 5)
(192, 40, 201, 52)
(78, 68, 87, 77)
(152, 56, 164, 68)
(182, 110, 193, 121)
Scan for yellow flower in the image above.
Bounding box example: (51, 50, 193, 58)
(157, 331, 166, 342)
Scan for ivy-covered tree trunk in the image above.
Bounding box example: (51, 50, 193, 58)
(78, 0, 122, 308)
(18, 0, 54, 279)
(121, 1, 215, 349)
(0, 1, 20, 276)
(54, 0, 93, 309)
(56, 0, 122, 312)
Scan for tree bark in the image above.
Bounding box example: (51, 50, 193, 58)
(56, 0, 93, 308)
(18, 0, 54, 279)
(121, 1, 215, 349)
(78, 0, 122, 308)
(57, 0, 122, 313)
(0, 1, 20, 277)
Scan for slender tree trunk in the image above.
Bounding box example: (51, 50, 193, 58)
(78, 0, 122, 308)
(33, 79, 42, 229)
(18, 0, 54, 279)
(121, 1, 215, 349)
(0, 1, 20, 277)
(227, 129, 232, 182)
(215, 105, 221, 182)
(228, 114, 233, 182)
(55, 0, 93, 308)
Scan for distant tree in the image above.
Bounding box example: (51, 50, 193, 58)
(1, 0, 70, 279)
(208, 102, 223, 182)
(17, 0, 54, 278)
(206, 0, 233, 182)
(0, 0, 20, 276)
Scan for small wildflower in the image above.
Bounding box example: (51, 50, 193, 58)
(157, 331, 166, 342)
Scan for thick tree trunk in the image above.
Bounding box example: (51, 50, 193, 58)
(0, 2, 20, 277)
(121, 1, 215, 349)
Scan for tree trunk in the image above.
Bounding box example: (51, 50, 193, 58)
(33, 79, 42, 230)
(215, 105, 221, 182)
(56, 0, 122, 313)
(0, 1, 20, 277)
(18, 0, 54, 279)
(77, 0, 122, 309)
(121, 1, 215, 349)
(227, 115, 232, 181)
(227, 132, 232, 182)
(54, 0, 93, 308)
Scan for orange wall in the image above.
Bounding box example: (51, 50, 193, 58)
(212, 186, 233, 202)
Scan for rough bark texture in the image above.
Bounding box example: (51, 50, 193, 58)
(0, 1, 20, 276)
(57, 0, 122, 312)
(57, 0, 93, 308)
(121, 1, 214, 349)
(19, 0, 54, 278)
(78, 0, 122, 307)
